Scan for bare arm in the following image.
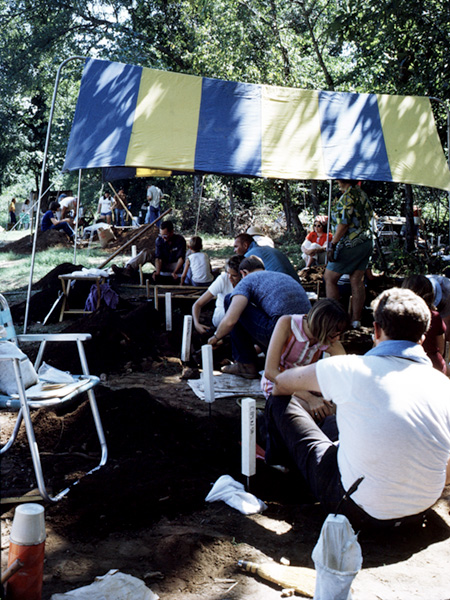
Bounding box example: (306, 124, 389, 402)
(264, 316, 292, 383)
(192, 290, 215, 334)
(172, 257, 184, 278)
(273, 363, 321, 396)
(208, 294, 248, 345)
(152, 258, 162, 279)
(180, 258, 190, 285)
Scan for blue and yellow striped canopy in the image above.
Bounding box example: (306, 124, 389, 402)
(63, 58, 450, 191)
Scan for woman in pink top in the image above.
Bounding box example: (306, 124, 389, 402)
(262, 299, 350, 420)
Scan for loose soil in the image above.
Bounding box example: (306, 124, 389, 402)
(1, 253, 450, 600)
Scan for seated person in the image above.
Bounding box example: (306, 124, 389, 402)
(180, 236, 214, 287)
(234, 233, 301, 282)
(112, 220, 186, 283)
(192, 255, 244, 335)
(301, 215, 332, 268)
(208, 255, 311, 379)
(402, 274, 446, 374)
(262, 299, 350, 421)
(266, 288, 450, 530)
(427, 273, 450, 339)
(41, 201, 75, 241)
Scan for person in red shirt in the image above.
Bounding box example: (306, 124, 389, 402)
(401, 274, 447, 374)
(301, 215, 332, 268)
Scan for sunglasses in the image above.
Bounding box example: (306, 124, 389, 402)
(314, 222, 323, 227)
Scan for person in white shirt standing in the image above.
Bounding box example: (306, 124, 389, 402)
(145, 183, 163, 224)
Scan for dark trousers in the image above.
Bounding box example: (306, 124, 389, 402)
(265, 394, 426, 531)
(224, 294, 277, 364)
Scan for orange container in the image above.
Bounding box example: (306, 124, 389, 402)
(6, 540, 45, 600)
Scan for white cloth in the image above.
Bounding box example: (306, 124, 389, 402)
(207, 272, 234, 327)
(187, 252, 213, 284)
(50, 569, 159, 600)
(316, 354, 450, 520)
(205, 475, 267, 514)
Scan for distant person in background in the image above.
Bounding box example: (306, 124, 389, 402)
(145, 183, 163, 224)
(20, 199, 31, 230)
(112, 189, 126, 226)
(97, 191, 113, 224)
(301, 215, 332, 268)
(180, 236, 214, 287)
(8, 198, 17, 227)
(41, 201, 75, 241)
(402, 275, 446, 374)
(234, 233, 301, 283)
(246, 225, 275, 248)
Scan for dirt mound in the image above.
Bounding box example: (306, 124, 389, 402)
(107, 225, 159, 255)
(0, 229, 72, 254)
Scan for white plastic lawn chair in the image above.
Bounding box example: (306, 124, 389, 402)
(0, 293, 107, 503)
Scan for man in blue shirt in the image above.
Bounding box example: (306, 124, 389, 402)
(233, 233, 300, 282)
(41, 201, 75, 241)
(208, 256, 311, 378)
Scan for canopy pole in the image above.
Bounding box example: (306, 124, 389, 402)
(24, 55, 87, 333)
(325, 179, 333, 265)
(430, 98, 450, 245)
(73, 168, 82, 264)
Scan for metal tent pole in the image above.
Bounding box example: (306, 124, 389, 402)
(73, 168, 82, 264)
(24, 55, 86, 333)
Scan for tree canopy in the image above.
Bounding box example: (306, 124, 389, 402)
(1, 0, 449, 239)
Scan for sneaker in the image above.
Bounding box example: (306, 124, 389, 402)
(221, 362, 260, 379)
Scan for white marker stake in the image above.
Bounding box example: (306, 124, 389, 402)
(181, 315, 192, 362)
(165, 292, 172, 331)
(131, 244, 137, 258)
(201, 344, 215, 404)
(241, 397, 256, 487)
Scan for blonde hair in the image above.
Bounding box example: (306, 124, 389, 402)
(306, 299, 351, 345)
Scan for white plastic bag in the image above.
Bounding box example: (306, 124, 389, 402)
(0, 341, 38, 395)
(205, 474, 267, 515)
(38, 362, 75, 383)
(312, 514, 362, 600)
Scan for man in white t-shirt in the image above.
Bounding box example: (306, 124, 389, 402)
(267, 287, 450, 530)
(145, 184, 163, 224)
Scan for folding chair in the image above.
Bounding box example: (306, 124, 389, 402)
(0, 293, 107, 503)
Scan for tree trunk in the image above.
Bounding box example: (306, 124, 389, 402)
(404, 184, 415, 252)
(282, 181, 305, 239)
(310, 180, 321, 215)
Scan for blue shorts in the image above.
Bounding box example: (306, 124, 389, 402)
(327, 239, 373, 275)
